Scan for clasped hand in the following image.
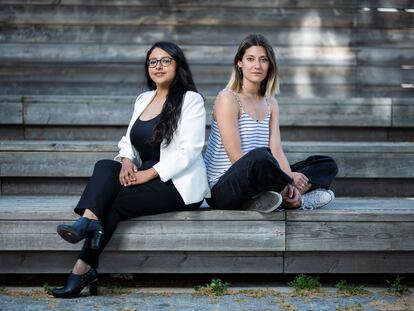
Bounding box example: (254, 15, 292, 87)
(291, 172, 309, 192)
(119, 158, 151, 187)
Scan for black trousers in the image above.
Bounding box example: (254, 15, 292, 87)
(74, 159, 202, 269)
(208, 147, 338, 210)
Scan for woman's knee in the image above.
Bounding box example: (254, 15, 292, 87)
(247, 147, 274, 163)
(324, 156, 339, 176)
(94, 159, 121, 171)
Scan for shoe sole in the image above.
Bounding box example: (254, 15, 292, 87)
(57, 225, 82, 244)
(249, 192, 283, 213)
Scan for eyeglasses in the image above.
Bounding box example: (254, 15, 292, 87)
(147, 57, 174, 68)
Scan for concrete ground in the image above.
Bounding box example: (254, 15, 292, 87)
(1, 285, 413, 311)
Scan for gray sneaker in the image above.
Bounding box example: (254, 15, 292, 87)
(301, 189, 334, 210)
(242, 191, 283, 213)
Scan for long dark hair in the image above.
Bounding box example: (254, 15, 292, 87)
(144, 41, 198, 146)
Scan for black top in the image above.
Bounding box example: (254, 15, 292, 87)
(130, 114, 161, 170)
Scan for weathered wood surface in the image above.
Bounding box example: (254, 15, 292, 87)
(0, 251, 284, 274)
(392, 98, 414, 127)
(0, 219, 285, 251)
(2, 44, 413, 67)
(0, 96, 22, 125)
(1, 141, 414, 178)
(0, 6, 355, 28)
(357, 11, 414, 29)
(287, 197, 414, 222)
(0, 44, 359, 66)
(4, 95, 412, 128)
(0, 24, 354, 46)
(0, 64, 356, 85)
(284, 251, 414, 273)
(0, 1, 358, 8)
(1, 195, 413, 273)
(0, 196, 284, 221)
(286, 222, 414, 251)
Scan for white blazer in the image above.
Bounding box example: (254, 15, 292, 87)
(114, 90, 211, 204)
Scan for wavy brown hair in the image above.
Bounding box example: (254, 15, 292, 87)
(227, 34, 279, 97)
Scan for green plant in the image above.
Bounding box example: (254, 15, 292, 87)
(336, 280, 369, 296)
(386, 276, 411, 295)
(289, 274, 321, 291)
(43, 282, 53, 295)
(194, 278, 230, 296)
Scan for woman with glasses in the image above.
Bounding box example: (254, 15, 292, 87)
(52, 41, 210, 298)
(204, 34, 338, 212)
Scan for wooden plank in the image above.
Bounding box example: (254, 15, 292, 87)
(24, 95, 134, 125)
(0, 151, 115, 177)
(2, 140, 413, 153)
(0, 220, 285, 251)
(0, 0, 358, 8)
(0, 96, 23, 125)
(11, 95, 392, 128)
(0, 177, 89, 196)
(285, 251, 414, 273)
(24, 126, 125, 140)
(0, 64, 356, 87)
(0, 196, 284, 221)
(0, 81, 358, 98)
(356, 29, 414, 48)
(1, 141, 413, 178)
(392, 98, 414, 127)
(357, 47, 414, 65)
(0, 140, 117, 152)
(278, 97, 391, 127)
(286, 198, 414, 222)
(0, 6, 355, 28)
(0, 24, 354, 46)
(286, 221, 414, 251)
(0, 44, 357, 66)
(355, 85, 414, 98)
(0, 251, 284, 274)
(358, 0, 414, 9)
(357, 67, 413, 85)
(357, 11, 414, 28)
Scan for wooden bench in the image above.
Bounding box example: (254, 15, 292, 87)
(1, 140, 413, 197)
(1, 196, 413, 274)
(1, 95, 413, 141)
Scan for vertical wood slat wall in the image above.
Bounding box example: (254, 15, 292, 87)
(0, 0, 413, 98)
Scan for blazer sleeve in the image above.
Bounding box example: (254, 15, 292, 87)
(113, 94, 143, 164)
(153, 92, 206, 182)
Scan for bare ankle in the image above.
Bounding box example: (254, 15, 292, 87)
(72, 259, 91, 275)
(82, 209, 98, 221)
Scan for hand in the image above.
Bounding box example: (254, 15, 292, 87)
(291, 172, 309, 192)
(282, 184, 302, 209)
(119, 158, 138, 186)
(124, 168, 159, 187)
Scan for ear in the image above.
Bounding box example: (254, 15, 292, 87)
(237, 60, 243, 68)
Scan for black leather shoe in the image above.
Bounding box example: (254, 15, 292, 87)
(57, 217, 103, 249)
(52, 268, 98, 298)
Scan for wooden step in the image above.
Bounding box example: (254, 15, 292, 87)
(0, 195, 413, 274)
(1, 95, 412, 141)
(1, 140, 413, 196)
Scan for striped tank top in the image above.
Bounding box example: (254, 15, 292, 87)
(204, 92, 271, 187)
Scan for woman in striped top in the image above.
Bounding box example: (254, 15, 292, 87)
(204, 34, 338, 212)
